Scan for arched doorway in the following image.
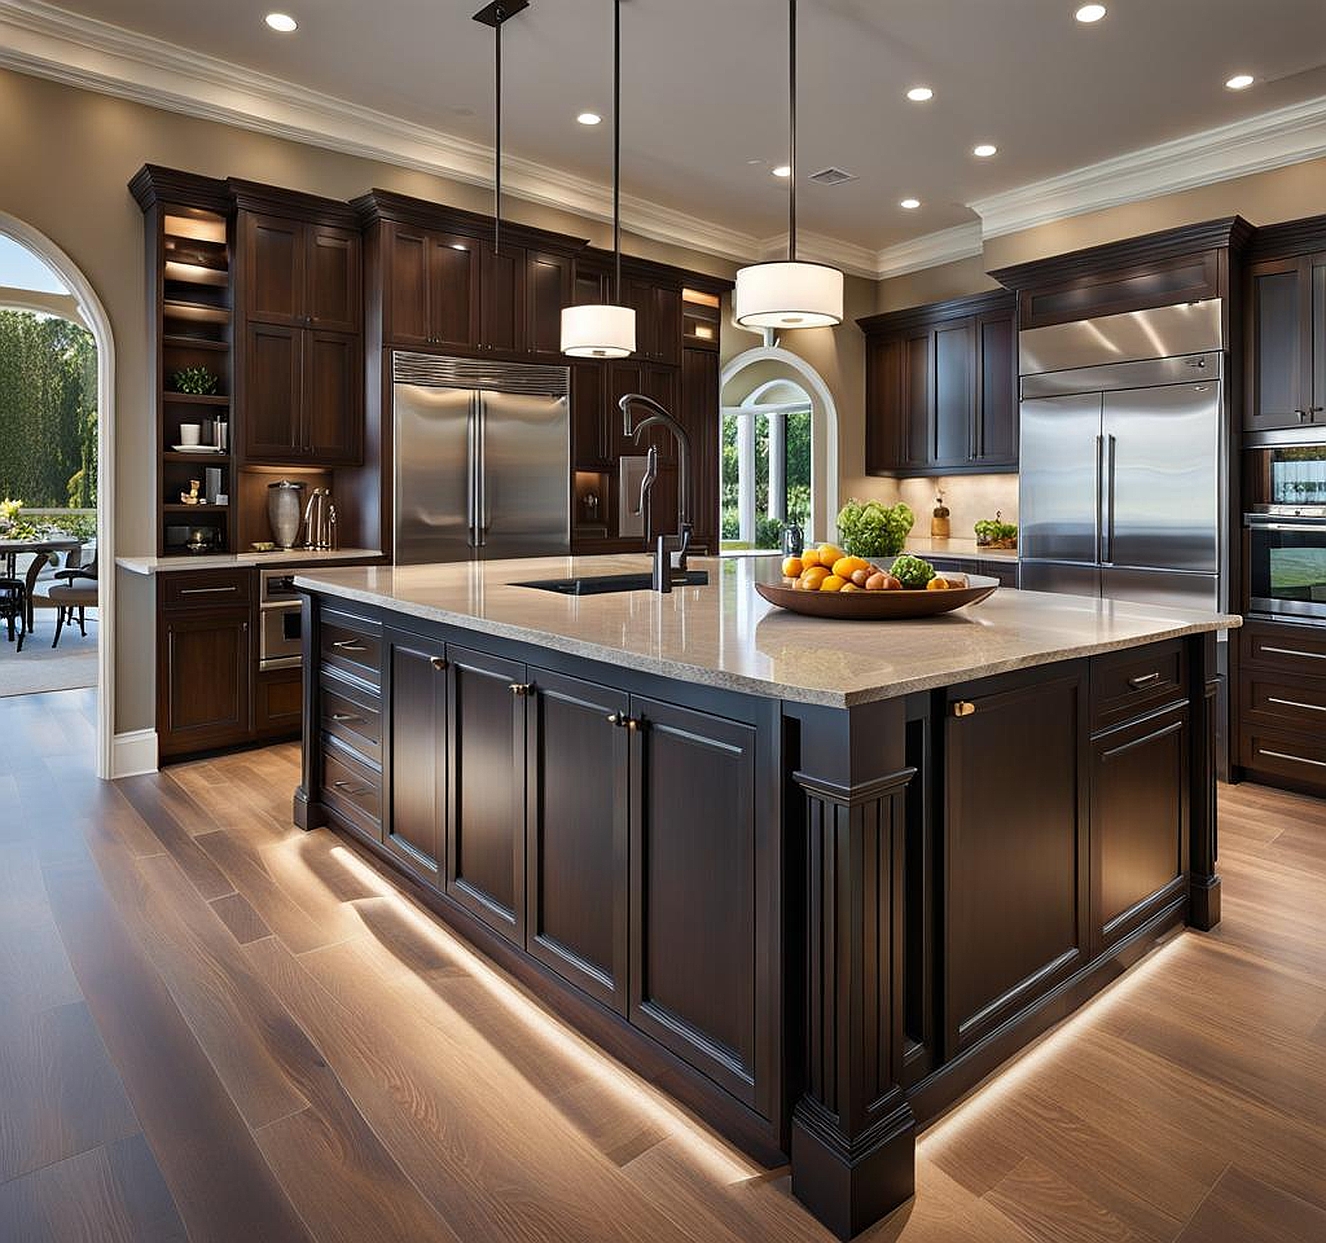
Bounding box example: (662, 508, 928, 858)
(719, 346, 839, 550)
(0, 214, 116, 778)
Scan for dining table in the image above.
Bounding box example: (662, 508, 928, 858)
(0, 535, 84, 636)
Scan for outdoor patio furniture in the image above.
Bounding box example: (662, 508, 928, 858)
(0, 536, 82, 634)
(48, 580, 98, 649)
(0, 577, 27, 652)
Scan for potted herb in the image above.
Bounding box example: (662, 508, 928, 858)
(172, 365, 219, 396)
(836, 499, 915, 557)
(974, 513, 1018, 549)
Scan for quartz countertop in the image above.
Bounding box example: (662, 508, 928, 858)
(901, 537, 1018, 562)
(296, 555, 1239, 709)
(117, 548, 385, 575)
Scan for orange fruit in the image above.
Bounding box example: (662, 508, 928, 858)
(832, 556, 869, 579)
(819, 574, 847, 592)
(817, 543, 845, 567)
(927, 577, 950, 591)
(798, 565, 830, 590)
(781, 556, 804, 579)
(800, 548, 821, 569)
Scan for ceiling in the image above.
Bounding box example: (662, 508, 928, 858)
(17, 0, 1326, 260)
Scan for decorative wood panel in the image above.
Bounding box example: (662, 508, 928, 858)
(386, 634, 447, 878)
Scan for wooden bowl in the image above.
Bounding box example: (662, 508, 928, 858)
(754, 574, 999, 620)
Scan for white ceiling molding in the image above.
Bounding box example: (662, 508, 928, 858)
(971, 92, 1326, 239)
(755, 230, 881, 280)
(0, 0, 764, 264)
(873, 222, 983, 280)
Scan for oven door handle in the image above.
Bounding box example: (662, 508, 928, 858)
(1245, 520, 1326, 532)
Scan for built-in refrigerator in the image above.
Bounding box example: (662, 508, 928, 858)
(393, 353, 571, 565)
(1018, 301, 1226, 613)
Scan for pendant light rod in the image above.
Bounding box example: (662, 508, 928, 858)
(613, 0, 622, 303)
(472, 0, 532, 255)
(788, 0, 796, 262)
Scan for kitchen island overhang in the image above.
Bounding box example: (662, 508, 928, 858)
(292, 556, 1240, 1240)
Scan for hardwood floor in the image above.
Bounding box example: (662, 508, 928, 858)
(2, 686, 1325, 1241)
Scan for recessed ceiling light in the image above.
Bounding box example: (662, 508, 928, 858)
(1225, 73, 1255, 90)
(906, 86, 934, 102)
(772, 165, 792, 178)
(576, 111, 602, 125)
(265, 12, 297, 32)
(900, 197, 921, 210)
(1074, 4, 1106, 22)
(973, 143, 998, 158)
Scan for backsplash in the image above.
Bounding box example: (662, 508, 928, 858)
(845, 475, 1020, 542)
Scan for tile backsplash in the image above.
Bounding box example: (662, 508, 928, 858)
(845, 474, 1020, 541)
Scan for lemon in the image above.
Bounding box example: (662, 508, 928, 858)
(817, 543, 845, 567)
(800, 548, 822, 569)
(782, 556, 804, 579)
(799, 565, 830, 590)
(832, 556, 868, 579)
(819, 574, 847, 592)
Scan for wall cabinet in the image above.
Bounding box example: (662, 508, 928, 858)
(861, 291, 1018, 476)
(1245, 252, 1326, 431)
(240, 211, 363, 334)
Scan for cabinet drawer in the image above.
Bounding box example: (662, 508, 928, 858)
(320, 610, 382, 686)
(161, 569, 253, 610)
(1090, 640, 1186, 731)
(1240, 727, 1326, 788)
(1242, 620, 1326, 674)
(320, 677, 382, 765)
(321, 739, 382, 833)
(1240, 670, 1326, 736)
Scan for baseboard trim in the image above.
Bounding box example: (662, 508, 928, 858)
(111, 728, 158, 778)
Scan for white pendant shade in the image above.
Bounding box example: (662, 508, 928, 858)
(561, 303, 637, 358)
(733, 261, 844, 329)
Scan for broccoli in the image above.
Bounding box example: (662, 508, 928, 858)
(836, 499, 915, 557)
(889, 554, 936, 589)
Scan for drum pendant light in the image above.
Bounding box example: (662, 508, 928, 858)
(561, 0, 637, 358)
(734, 0, 843, 330)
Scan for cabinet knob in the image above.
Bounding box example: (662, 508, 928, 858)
(606, 710, 626, 726)
(510, 682, 534, 697)
(952, 701, 976, 718)
(430, 656, 448, 671)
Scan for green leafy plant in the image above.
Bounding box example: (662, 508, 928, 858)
(974, 517, 1018, 547)
(172, 365, 219, 396)
(889, 553, 937, 589)
(836, 499, 915, 557)
(0, 497, 20, 525)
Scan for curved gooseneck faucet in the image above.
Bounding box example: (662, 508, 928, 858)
(619, 393, 693, 591)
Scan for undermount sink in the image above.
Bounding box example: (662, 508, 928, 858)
(515, 570, 709, 596)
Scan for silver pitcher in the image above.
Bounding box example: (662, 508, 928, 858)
(266, 479, 305, 549)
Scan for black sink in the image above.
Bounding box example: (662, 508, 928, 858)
(515, 570, 709, 596)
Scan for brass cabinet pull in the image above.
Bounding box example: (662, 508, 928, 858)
(1128, 671, 1162, 690)
(430, 656, 449, 671)
(952, 701, 976, 718)
(510, 682, 534, 697)
(332, 640, 368, 652)
(333, 780, 372, 795)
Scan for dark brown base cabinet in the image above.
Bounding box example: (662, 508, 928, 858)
(1236, 619, 1326, 795)
(296, 592, 1222, 1240)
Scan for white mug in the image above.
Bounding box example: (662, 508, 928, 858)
(179, 423, 202, 447)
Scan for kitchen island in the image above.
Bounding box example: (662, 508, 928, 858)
(294, 555, 1238, 1239)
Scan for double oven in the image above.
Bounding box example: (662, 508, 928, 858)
(1245, 443, 1326, 622)
(259, 570, 303, 669)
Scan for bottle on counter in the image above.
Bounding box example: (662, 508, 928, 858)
(931, 494, 951, 539)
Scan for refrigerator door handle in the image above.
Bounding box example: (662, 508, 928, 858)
(1094, 434, 1105, 564)
(477, 395, 489, 546)
(466, 395, 479, 548)
(1104, 433, 1117, 565)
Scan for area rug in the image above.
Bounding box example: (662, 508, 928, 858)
(0, 609, 98, 697)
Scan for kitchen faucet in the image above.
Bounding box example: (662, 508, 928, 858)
(620, 393, 692, 593)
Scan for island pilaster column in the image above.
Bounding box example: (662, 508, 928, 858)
(1188, 631, 1222, 930)
(786, 697, 917, 1240)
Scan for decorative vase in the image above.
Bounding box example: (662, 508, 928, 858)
(267, 480, 305, 549)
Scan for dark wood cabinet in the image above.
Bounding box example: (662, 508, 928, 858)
(1237, 619, 1326, 794)
(385, 632, 446, 879)
(239, 211, 361, 333)
(681, 348, 720, 553)
(861, 291, 1017, 476)
(479, 243, 526, 353)
(628, 279, 683, 365)
(526, 250, 574, 358)
(242, 322, 301, 458)
(445, 645, 527, 943)
(628, 695, 767, 1110)
(525, 668, 630, 1012)
(943, 666, 1089, 1054)
(255, 667, 303, 740)
(571, 361, 610, 468)
(384, 224, 481, 350)
(1091, 705, 1188, 953)
(240, 323, 361, 465)
(1245, 252, 1326, 431)
(156, 571, 254, 759)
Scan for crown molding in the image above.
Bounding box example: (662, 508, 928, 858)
(755, 230, 881, 280)
(873, 222, 984, 279)
(971, 92, 1326, 240)
(0, 0, 765, 264)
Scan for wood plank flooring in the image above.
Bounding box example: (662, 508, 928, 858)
(2, 686, 1325, 1241)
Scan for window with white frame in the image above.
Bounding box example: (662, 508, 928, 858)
(721, 380, 812, 551)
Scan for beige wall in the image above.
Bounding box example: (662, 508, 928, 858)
(875, 254, 999, 314)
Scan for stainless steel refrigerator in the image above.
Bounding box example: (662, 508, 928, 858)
(393, 352, 571, 565)
(1018, 300, 1226, 612)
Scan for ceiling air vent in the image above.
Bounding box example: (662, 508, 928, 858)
(809, 166, 857, 186)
